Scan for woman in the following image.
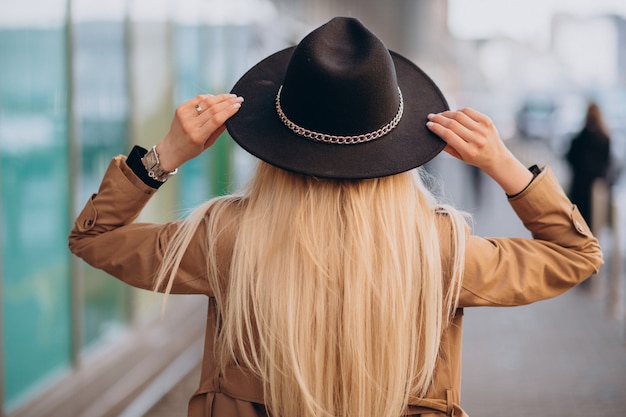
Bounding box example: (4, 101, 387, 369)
(69, 17, 603, 417)
(566, 102, 612, 228)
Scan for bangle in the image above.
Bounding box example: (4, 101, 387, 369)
(141, 145, 178, 182)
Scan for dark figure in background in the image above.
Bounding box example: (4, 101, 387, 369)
(566, 102, 611, 229)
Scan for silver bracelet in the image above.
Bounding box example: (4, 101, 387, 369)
(141, 145, 178, 182)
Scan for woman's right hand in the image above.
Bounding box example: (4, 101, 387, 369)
(426, 108, 534, 196)
(155, 94, 244, 171)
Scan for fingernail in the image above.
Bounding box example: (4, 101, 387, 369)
(233, 103, 241, 108)
(426, 121, 434, 127)
(427, 113, 435, 119)
(235, 96, 244, 102)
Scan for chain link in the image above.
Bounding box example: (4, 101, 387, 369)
(275, 85, 404, 145)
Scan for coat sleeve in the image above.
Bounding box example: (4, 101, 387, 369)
(458, 166, 604, 307)
(68, 155, 213, 295)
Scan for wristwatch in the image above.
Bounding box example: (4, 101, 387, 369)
(141, 145, 178, 182)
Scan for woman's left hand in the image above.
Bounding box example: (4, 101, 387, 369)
(155, 94, 243, 171)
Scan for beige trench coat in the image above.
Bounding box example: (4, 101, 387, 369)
(69, 156, 603, 417)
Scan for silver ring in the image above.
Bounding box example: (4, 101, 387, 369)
(195, 104, 203, 113)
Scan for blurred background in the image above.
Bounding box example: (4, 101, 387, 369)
(1, 1, 625, 416)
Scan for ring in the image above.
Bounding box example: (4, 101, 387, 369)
(195, 104, 203, 113)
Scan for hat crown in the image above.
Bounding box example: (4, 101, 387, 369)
(280, 17, 401, 136)
(226, 16, 448, 179)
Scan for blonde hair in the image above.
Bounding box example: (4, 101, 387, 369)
(156, 161, 468, 417)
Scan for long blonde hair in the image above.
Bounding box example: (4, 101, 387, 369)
(156, 161, 468, 417)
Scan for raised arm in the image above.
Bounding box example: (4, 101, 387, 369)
(68, 94, 243, 294)
(427, 108, 603, 306)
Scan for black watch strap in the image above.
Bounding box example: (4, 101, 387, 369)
(126, 146, 165, 189)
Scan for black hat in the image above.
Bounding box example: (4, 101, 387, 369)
(226, 16, 448, 179)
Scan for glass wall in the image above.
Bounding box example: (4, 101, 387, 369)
(0, 0, 274, 414)
(0, 1, 72, 410)
(173, 24, 255, 206)
(72, 6, 131, 348)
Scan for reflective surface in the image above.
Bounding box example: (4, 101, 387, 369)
(0, 6, 261, 412)
(72, 20, 130, 348)
(1, 25, 71, 409)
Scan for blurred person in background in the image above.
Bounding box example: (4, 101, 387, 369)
(69, 17, 602, 417)
(566, 101, 612, 231)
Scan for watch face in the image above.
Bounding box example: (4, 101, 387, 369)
(144, 149, 159, 170)
(142, 147, 177, 182)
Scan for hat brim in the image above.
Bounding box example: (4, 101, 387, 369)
(226, 47, 448, 179)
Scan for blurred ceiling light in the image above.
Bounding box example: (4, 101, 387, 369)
(0, 0, 276, 26)
(128, 0, 277, 24)
(0, 0, 67, 27)
(173, 0, 277, 25)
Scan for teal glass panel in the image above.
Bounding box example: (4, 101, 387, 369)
(73, 20, 130, 348)
(0, 26, 71, 410)
(174, 24, 253, 204)
(174, 24, 212, 207)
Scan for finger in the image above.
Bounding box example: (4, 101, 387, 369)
(427, 119, 468, 153)
(458, 107, 492, 126)
(180, 93, 238, 119)
(203, 125, 227, 149)
(203, 93, 238, 105)
(427, 113, 475, 147)
(439, 108, 490, 132)
(195, 94, 241, 117)
(195, 93, 238, 115)
(189, 94, 215, 116)
(190, 93, 237, 118)
(197, 96, 243, 129)
(443, 144, 462, 160)
(429, 111, 478, 138)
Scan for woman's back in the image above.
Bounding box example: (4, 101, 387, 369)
(179, 163, 468, 417)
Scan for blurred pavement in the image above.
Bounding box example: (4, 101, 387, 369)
(456, 138, 626, 417)
(142, 137, 626, 417)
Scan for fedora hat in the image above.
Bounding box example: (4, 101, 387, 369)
(226, 16, 448, 179)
